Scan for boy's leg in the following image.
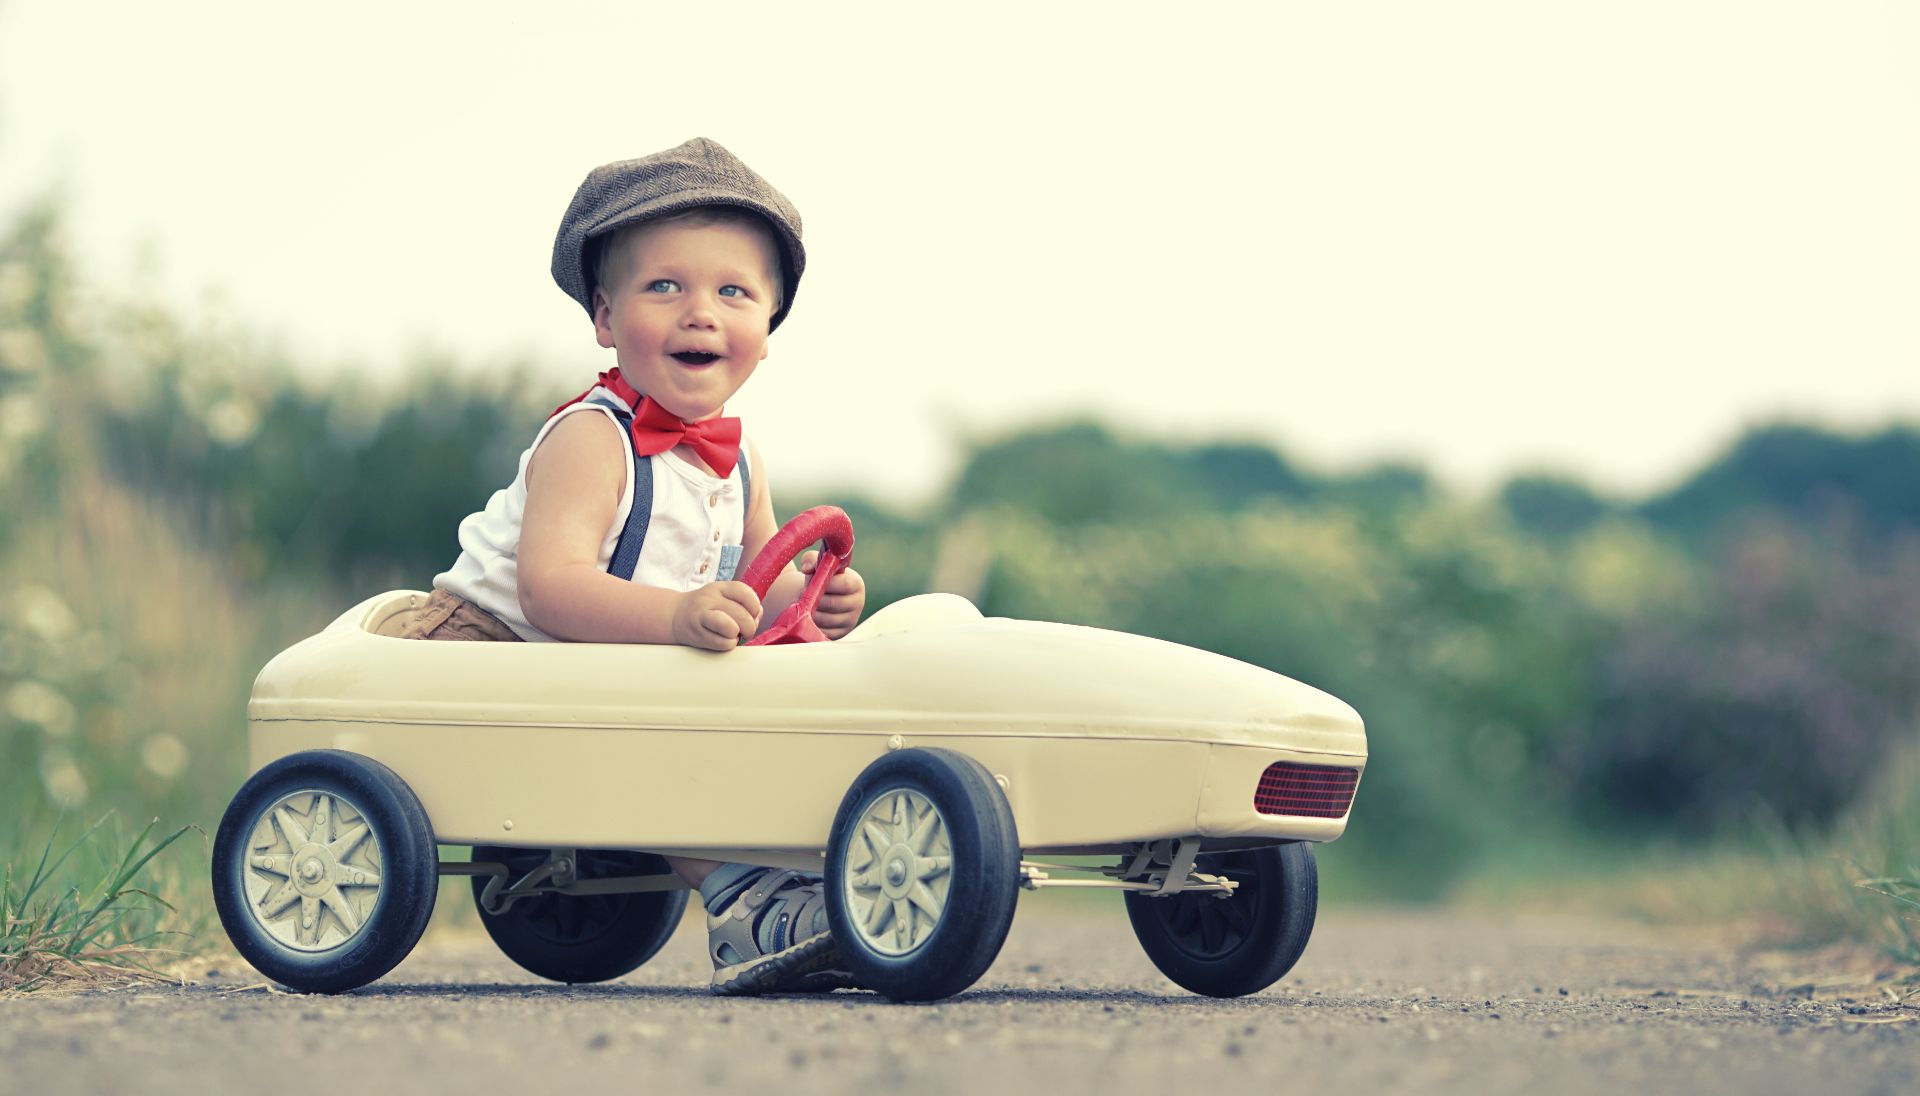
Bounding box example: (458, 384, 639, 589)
(398, 589, 522, 642)
(664, 855, 721, 887)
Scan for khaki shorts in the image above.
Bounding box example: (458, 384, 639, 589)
(396, 588, 523, 643)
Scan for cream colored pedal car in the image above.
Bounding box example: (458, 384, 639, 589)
(212, 508, 1367, 1001)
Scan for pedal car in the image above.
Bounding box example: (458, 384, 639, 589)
(212, 507, 1367, 1001)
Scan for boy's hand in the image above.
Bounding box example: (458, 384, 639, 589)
(797, 551, 866, 639)
(673, 582, 762, 651)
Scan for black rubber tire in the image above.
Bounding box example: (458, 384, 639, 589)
(825, 748, 1020, 1002)
(469, 847, 688, 984)
(1124, 842, 1318, 998)
(211, 749, 438, 994)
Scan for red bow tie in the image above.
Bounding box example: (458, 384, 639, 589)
(552, 368, 743, 478)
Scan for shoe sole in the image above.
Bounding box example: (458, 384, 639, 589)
(789, 967, 862, 993)
(710, 933, 844, 996)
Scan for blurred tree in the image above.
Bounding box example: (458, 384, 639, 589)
(1553, 518, 1920, 832)
(1643, 423, 1920, 541)
(1497, 472, 1616, 540)
(946, 420, 1203, 525)
(1320, 461, 1433, 517)
(946, 421, 1319, 526)
(1184, 440, 1314, 508)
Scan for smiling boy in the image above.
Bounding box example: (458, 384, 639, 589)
(405, 139, 867, 994)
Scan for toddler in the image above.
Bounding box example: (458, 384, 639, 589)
(402, 138, 867, 994)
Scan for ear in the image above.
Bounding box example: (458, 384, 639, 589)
(592, 289, 616, 349)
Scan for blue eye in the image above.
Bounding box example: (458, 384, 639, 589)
(718, 285, 745, 298)
(646, 279, 679, 293)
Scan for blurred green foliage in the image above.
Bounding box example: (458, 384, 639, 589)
(1644, 423, 1920, 542)
(3, 199, 1919, 908)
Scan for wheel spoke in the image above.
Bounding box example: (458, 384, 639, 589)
(1216, 895, 1253, 934)
(250, 853, 293, 877)
(847, 837, 876, 874)
(893, 898, 914, 947)
(319, 886, 360, 936)
(327, 821, 371, 862)
(907, 881, 942, 919)
(1198, 902, 1225, 954)
(274, 807, 312, 850)
(329, 862, 381, 889)
(1167, 898, 1201, 937)
(916, 855, 951, 881)
(310, 795, 334, 846)
(299, 895, 322, 945)
(909, 811, 943, 856)
(527, 897, 559, 933)
(861, 822, 891, 860)
(864, 894, 893, 936)
(257, 879, 300, 918)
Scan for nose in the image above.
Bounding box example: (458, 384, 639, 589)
(681, 298, 719, 329)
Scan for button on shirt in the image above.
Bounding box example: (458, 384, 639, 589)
(633, 449, 748, 592)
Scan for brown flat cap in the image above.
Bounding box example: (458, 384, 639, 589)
(551, 138, 806, 331)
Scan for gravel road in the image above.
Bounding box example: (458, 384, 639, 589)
(4, 901, 1916, 1096)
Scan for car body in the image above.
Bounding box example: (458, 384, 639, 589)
(247, 588, 1368, 871)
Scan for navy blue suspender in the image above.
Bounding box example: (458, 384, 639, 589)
(581, 397, 750, 582)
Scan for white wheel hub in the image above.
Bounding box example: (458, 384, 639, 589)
(844, 789, 952, 956)
(240, 790, 384, 952)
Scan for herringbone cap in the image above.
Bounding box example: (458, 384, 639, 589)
(552, 138, 805, 331)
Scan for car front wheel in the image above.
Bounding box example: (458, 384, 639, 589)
(211, 750, 438, 993)
(825, 748, 1020, 1002)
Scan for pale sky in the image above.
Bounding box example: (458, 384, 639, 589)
(4, 1, 1915, 507)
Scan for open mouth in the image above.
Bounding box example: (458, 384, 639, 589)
(671, 351, 721, 366)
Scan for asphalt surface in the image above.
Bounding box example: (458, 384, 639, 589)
(4, 900, 1917, 1096)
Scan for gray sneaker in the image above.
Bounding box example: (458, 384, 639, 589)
(707, 869, 858, 995)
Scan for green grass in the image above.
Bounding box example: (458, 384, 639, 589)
(1, 815, 196, 992)
(1451, 737, 1920, 978)
(1824, 740, 1920, 966)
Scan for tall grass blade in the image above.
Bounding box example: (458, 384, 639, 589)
(0, 816, 197, 992)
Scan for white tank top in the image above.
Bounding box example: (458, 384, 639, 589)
(434, 393, 751, 642)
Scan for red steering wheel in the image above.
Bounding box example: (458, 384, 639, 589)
(739, 505, 855, 646)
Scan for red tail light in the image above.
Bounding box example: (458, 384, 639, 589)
(1254, 762, 1360, 818)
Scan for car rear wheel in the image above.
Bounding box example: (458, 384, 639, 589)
(826, 748, 1020, 1001)
(470, 847, 687, 984)
(211, 750, 438, 993)
(1124, 842, 1317, 997)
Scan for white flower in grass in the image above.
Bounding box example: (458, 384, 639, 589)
(0, 392, 44, 442)
(14, 584, 77, 642)
(40, 752, 87, 808)
(140, 733, 189, 780)
(6, 679, 75, 737)
(0, 326, 46, 375)
(0, 264, 34, 314)
(205, 395, 260, 445)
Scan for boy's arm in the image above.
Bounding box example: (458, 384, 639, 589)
(518, 413, 761, 649)
(740, 438, 867, 639)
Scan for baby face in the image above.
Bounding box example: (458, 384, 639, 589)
(592, 217, 781, 422)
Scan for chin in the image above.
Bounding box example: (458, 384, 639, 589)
(666, 400, 724, 421)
